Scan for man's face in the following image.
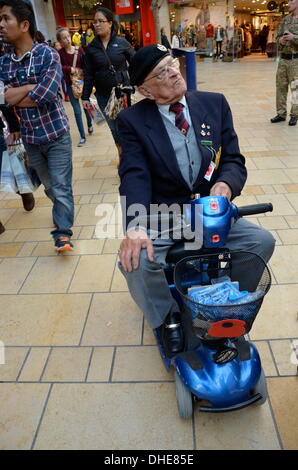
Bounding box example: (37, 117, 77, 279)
(139, 55, 187, 105)
(0, 5, 26, 44)
(288, 0, 298, 13)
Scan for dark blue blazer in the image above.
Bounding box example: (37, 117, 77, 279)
(118, 90, 247, 230)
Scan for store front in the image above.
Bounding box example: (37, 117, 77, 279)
(233, 6, 285, 56)
(167, 0, 286, 59)
(167, 1, 237, 58)
(52, 0, 156, 49)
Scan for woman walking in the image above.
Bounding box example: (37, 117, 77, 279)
(57, 28, 93, 147)
(82, 7, 134, 155)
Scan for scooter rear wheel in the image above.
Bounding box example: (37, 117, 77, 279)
(175, 370, 193, 419)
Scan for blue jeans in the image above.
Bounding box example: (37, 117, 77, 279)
(23, 131, 74, 240)
(67, 85, 92, 139)
(96, 93, 119, 144)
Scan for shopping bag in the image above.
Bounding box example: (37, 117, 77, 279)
(70, 68, 84, 99)
(88, 98, 105, 125)
(0, 148, 17, 192)
(70, 48, 84, 100)
(104, 85, 128, 120)
(0, 144, 36, 193)
(22, 146, 41, 190)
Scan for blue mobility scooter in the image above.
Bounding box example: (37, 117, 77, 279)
(154, 195, 273, 419)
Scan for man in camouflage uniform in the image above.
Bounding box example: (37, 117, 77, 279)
(271, 0, 298, 126)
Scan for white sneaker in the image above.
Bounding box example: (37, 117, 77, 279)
(77, 138, 86, 147)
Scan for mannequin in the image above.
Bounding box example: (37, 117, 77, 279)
(171, 31, 180, 48)
(214, 25, 225, 58)
(205, 23, 214, 56)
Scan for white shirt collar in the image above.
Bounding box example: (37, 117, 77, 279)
(157, 95, 187, 115)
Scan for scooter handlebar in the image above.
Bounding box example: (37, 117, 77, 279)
(237, 203, 273, 217)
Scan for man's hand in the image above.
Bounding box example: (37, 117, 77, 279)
(5, 84, 36, 106)
(16, 96, 38, 108)
(210, 181, 232, 200)
(119, 229, 154, 272)
(10, 131, 21, 142)
(280, 36, 288, 45)
(283, 32, 294, 41)
(82, 100, 90, 110)
(280, 32, 294, 45)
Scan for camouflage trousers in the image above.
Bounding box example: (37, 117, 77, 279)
(276, 58, 298, 118)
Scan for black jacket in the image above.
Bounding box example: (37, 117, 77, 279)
(82, 33, 135, 99)
(0, 105, 20, 133)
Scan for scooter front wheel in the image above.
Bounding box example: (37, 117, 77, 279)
(175, 370, 193, 419)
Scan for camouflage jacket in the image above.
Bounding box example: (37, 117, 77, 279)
(276, 14, 298, 55)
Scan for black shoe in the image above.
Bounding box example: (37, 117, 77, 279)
(289, 116, 297, 126)
(160, 312, 184, 358)
(0, 221, 5, 235)
(20, 193, 35, 211)
(270, 115, 286, 123)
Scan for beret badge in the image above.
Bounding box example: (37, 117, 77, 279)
(157, 44, 167, 52)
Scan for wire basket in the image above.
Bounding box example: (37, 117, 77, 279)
(174, 251, 271, 338)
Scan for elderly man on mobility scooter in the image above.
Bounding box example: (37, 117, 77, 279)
(118, 44, 275, 359)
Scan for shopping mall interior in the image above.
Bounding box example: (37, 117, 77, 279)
(53, 0, 288, 60)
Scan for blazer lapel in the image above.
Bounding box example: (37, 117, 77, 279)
(185, 92, 213, 185)
(144, 101, 189, 188)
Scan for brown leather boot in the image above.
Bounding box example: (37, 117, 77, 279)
(20, 193, 35, 211)
(0, 221, 5, 234)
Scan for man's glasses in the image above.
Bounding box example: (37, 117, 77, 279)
(93, 20, 109, 25)
(143, 58, 180, 83)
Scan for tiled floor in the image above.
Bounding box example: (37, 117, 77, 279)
(0, 54, 297, 450)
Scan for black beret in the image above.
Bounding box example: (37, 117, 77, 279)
(129, 44, 170, 86)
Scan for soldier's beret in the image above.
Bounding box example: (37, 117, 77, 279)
(129, 44, 170, 86)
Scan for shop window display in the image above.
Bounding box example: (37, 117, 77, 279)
(168, 0, 283, 61)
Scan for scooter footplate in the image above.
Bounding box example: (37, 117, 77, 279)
(199, 393, 263, 413)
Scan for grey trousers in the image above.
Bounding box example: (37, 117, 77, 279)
(119, 219, 275, 329)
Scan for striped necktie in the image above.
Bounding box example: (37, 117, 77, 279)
(169, 102, 190, 136)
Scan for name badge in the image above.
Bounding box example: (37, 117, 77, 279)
(204, 161, 216, 181)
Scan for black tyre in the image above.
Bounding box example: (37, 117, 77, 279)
(175, 370, 193, 419)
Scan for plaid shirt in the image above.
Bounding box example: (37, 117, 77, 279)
(0, 42, 69, 144)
